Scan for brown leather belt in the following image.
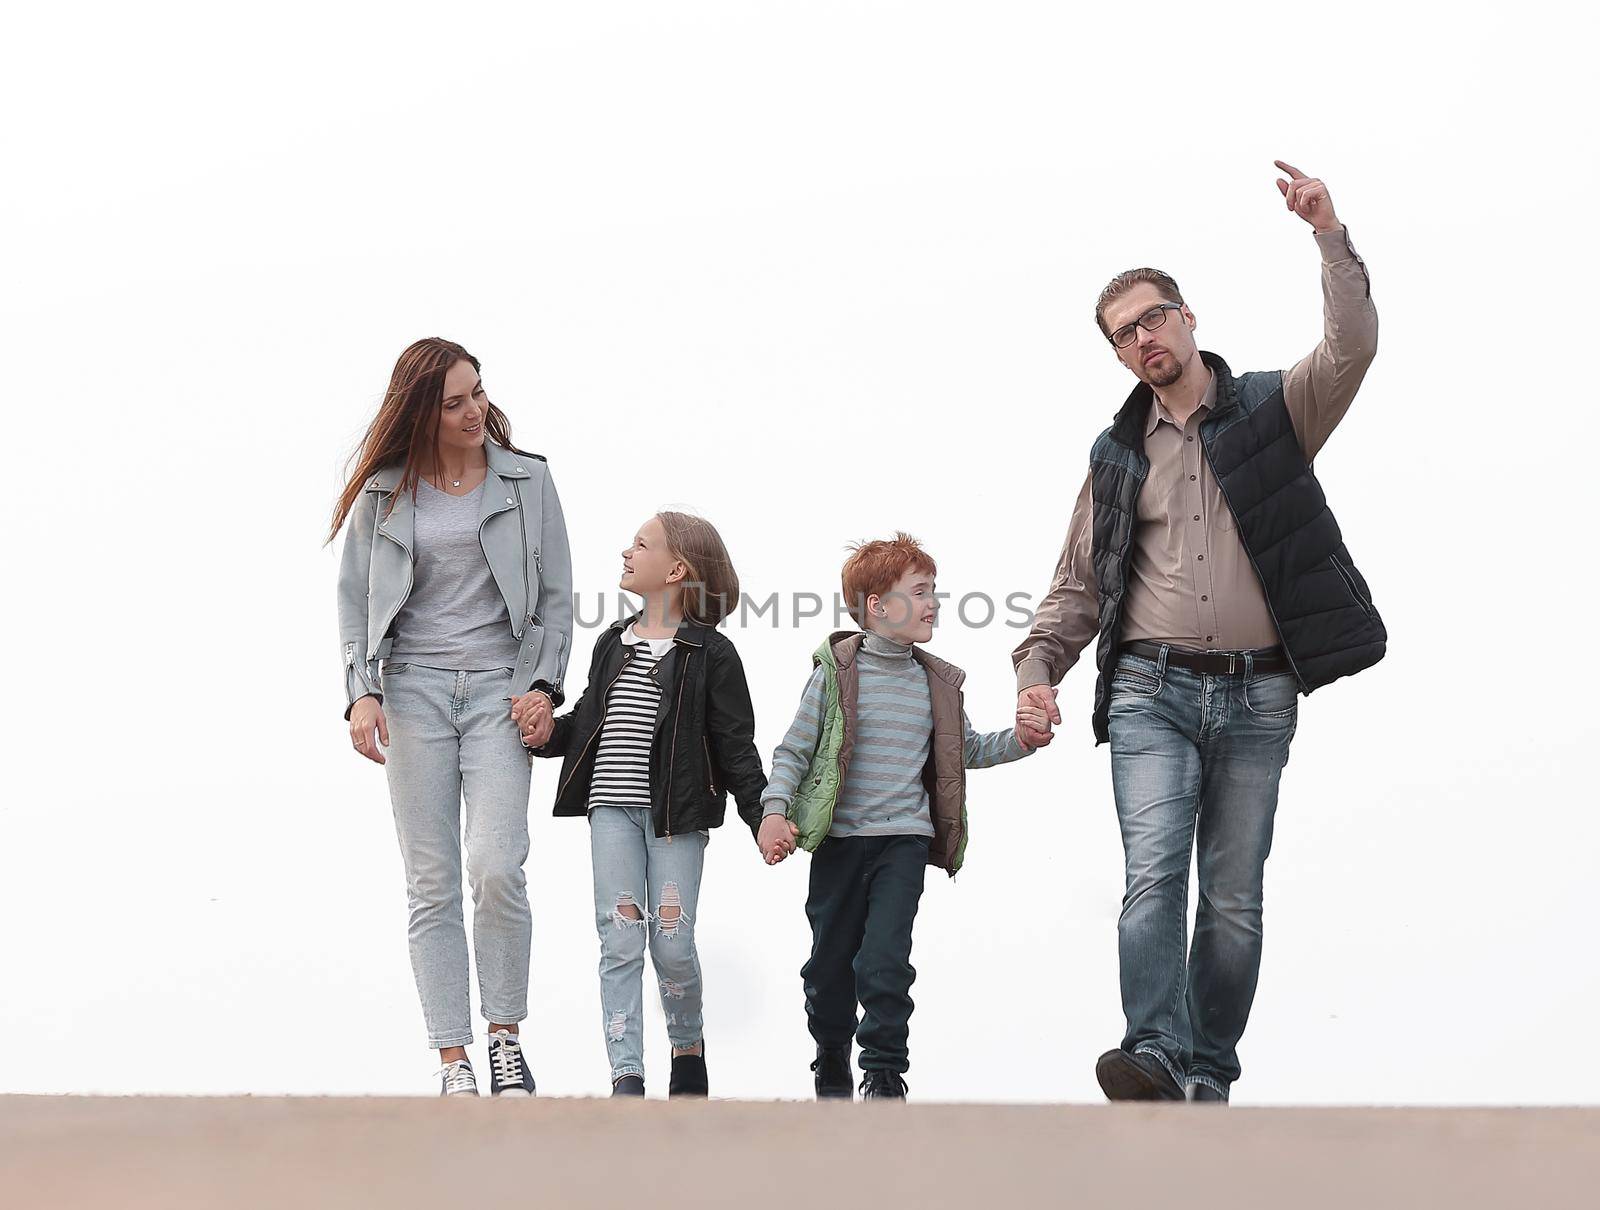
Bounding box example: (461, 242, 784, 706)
(1120, 640, 1291, 677)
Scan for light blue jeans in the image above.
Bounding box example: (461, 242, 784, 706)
(381, 662, 532, 1049)
(1107, 646, 1298, 1096)
(588, 807, 708, 1082)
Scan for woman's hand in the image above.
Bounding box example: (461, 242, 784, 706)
(757, 814, 800, 865)
(349, 695, 389, 765)
(512, 690, 554, 748)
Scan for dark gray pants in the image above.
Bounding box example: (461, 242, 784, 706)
(801, 834, 929, 1074)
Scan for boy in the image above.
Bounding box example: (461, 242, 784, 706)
(758, 533, 1049, 1099)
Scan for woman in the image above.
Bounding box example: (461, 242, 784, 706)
(521, 512, 768, 1097)
(331, 337, 573, 1096)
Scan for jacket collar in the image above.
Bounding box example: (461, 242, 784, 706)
(620, 611, 711, 648)
(825, 628, 965, 688)
(1110, 351, 1236, 450)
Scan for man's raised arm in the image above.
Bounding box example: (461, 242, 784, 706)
(1275, 160, 1379, 461)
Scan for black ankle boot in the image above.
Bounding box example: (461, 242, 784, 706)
(669, 1047, 708, 1098)
(859, 1069, 908, 1100)
(811, 1046, 853, 1100)
(611, 1074, 645, 1097)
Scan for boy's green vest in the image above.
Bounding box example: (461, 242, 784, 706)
(787, 630, 971, 875)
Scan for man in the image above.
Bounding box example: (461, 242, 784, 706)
(1014, 162, 1384, 1104)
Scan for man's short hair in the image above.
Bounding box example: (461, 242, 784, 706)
(1095, 268, 1184, 337)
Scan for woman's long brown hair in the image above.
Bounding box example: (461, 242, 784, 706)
(327, 337, 512, 542)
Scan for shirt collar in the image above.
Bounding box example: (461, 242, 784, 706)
(1145, 369, 1218, 436)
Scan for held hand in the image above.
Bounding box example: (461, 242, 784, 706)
(1015, 704, 1054, 749)
(511, 691, 553, 747)
(510, 690, 553, 730)
(757, 815, 800, 865)
(1016, 685, 1060, 749)
(520, 712, 555, 749)
(349, 695, 389, 765)
(1274, 160, 1340, 234)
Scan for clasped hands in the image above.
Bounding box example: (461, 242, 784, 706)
(511, 690, 555, 748)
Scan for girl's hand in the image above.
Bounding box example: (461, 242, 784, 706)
(520, 712, 554, 749)
(349, 695, 389, 765)
(757, 815, 800, 865)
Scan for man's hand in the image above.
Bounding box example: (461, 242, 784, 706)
(512, 690, 554, 748)
(349, 695, 389, 765)
(757, 814, 800, 865)
(1015, 703, 1054, 750)
(1274, 160, 1340, 234)
(1016, 685, 1060, 749)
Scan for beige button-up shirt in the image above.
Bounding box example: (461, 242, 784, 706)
(1014, 226, 1377, 692)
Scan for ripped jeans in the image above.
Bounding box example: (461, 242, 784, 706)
(588, 807, 709, 1082)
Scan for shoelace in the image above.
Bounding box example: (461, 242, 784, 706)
(439, 1059, 477, 1095)
(489, 1033, 524, 1087)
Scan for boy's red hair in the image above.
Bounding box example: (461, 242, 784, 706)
(841, 532, 937, 626)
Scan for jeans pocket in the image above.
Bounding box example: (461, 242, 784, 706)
(381, 661, 413, 680)
(1244, 671, 1298, 718)
(1111, 659, 1163, 698)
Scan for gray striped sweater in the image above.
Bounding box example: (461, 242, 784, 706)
(761, 632, 1031, 838)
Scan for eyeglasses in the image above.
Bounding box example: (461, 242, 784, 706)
(1108, 302, 1184, 349)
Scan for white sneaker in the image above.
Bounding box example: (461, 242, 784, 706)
(438, 1058, 479, 1097)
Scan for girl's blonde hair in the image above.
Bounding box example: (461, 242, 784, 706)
(656, 511, 740, 626)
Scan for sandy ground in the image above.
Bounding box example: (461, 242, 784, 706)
(2, 1097, 1595, 1209)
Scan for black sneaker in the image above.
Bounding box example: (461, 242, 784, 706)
(487, 1029, 535, 1097)
(612, 1074, 646, 1097)
(811, 1046, 853, 1100)
(1095, 1048, 1184, 1102)
(859, 1069, 908, 1100)
(668, 1046, 708, 1098)
(438, 1058, 479, 1097)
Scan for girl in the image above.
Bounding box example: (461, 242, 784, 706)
(522, 512, 767, 1097)
(332, 337, 574, 1096)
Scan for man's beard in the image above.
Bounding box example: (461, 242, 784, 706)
(1142, 351, 1184, 388)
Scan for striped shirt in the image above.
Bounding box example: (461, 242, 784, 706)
(761, 632, 1030, 838)
(587, 625, 676, 812)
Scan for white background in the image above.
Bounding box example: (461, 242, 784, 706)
(4, 1, 1596, 1104)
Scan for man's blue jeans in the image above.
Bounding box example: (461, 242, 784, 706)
(1107, 646, 1298, 1096)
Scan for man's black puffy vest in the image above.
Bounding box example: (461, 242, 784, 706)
(1088, 351, 1385, 744)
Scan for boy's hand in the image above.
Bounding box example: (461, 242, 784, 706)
(758, 814, 800, 864)
(1016, 685, 1060, 748)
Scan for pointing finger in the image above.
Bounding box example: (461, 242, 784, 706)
(1274, 159, 1307, 180)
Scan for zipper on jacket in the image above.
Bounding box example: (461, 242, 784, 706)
(664, 650, 690, 838)
(515, 480, 531, 629)
(703, 735, 717, 796)
(479, 484, 525, 640)
(1199, 440, 1306, 691)
(555, 649, 632, 804)
(372, 503, 414, 665)
(1329, 552, 1375, 619)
